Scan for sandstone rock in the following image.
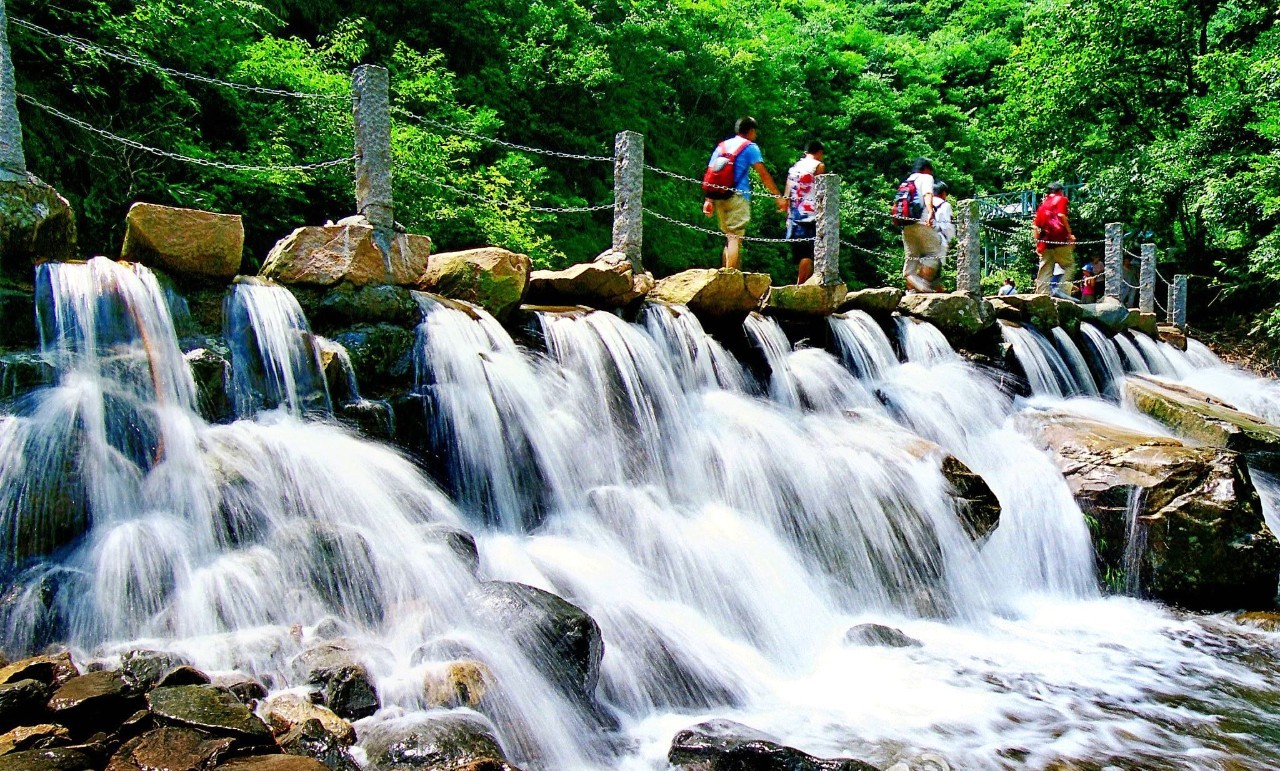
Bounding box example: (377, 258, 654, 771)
(1124, 376, 1280, 469)
(262, 694, 354, 747)
(1019, 411, 1280, 608)
(987, 293, 1058, 329)
(423, 661, 491, 709)
(765, 283, 847, 316)
(648, 269, 771, 319)
(0, 746, 94, 770)
(261, 221, 431, 287)
(316, 283, 418, 327)
(0, 654, 76, 687)
(668, 719, 878, 771)
(1078, 296, 1129, 332)
(1158, 324, 1187, 351)
(526, 260, 635, 309)
(120, 203, 243, 280)
(216, 756, 330, 771)
(105, 727, 234, 771)
(146, 686, 273, 746)
(276, 719, 360, 771)
(0, 681, 49, 731)
(0, 177, 76, 279)
(360, 713, 514, 771)
(838, 287, 903, 315)
(898, 291, 994, 339)
(418, 248, 530, 320)
(0, 724, 70, 756)
(469, 581, 603, 701)
(844, 624, 923, 648)
(289, 646, 379, 722)
(940, 455, 1000, 541)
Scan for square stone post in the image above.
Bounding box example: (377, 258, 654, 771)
(1169, 274, 1187, 330)
(1139, 243, 1156, 314)
(955, 198, 981, 294)
(352, 65, 393, 253)
(813, 173, 841, 286)
(0, 0, 27, 182)
(1104, 222, 1123, 300)
(612, 130, 644, 273)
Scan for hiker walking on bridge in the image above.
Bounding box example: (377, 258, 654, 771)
(784, 140, 826, 284)
(1033, 182, 1077, 298)
(894, 158, 942, 293)
(702, 117, 787, 270)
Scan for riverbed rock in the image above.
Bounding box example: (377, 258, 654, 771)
(0, 725, 71, 756)
(897, 291, 994, 339)
(360, 713, 514, 771)
(526, 259, 635, 309)
(261, 221, 431, 287)
(105, 727, 234, 771)
(765, 283, 847, 316)
(668, 719, 878, 771)
(419, 524, 480, 575)
(185, 348, 232, 423)
(0, 288, 37, 349)
(0, 655, 75, 689)
(838, 287, 903, 315)
(1124, 376, 1280, 470)
(316, 283, 419, 328)
(1078, 296, 1129, 332)
(329, 324, 414, 395)
(210, 674, 268, 706)
(469, 581, 603, 701)
(261, 694, 354, 747)
(0, 177, 76, 279)
(0, 746, 95, 770)
(940, 455, 1001, 541)
(422, 660, 491, 709)
(120, 203, 243, 280)
(1125, 311, 1159, 337)
(988, 293, 1058, 329)
(0, 680, 50, 731)
(1158, 324, 1187, 351)
(418, 248, 531, 320)
(146, 686, 273, 747)
(276, 719, 359, 771)
(289, 646, 379, 722)
(1019, 410, 1280, 608)
(118, 650, 193, 692)
(844, 624, 923, 648)
(648, 269, 771, 319)
(216, 757, 330, 771)
(48, 671, 138, 731)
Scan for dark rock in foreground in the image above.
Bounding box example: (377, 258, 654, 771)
(360, 713, 521, 770)
(669, 719, 878, 771)
(845, 624, 923, 648)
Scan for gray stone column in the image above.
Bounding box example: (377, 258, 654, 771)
(1104, 222, 1123, 300)
(955, 198, 981, 294)
(612, 130, 644, 273)
(1139, 243, 1156, 314)
(1169, 274, 1188, 329)
(0, 0, 27, 182)
(813, 173, 841, 286)
(352, 65, 392, 243)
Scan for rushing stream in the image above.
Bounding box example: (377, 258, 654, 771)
(3, 258, 1280, 769)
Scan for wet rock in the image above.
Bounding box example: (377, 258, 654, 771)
(765, 283, 847, 316)
(262, 693, 355, 747)
(648, 269, 771, 319)
(185, 348, 232, 423)
(1019, 411, 1280, 608)
(898, 291, 994, 340)
(0, 176, 77, 280)
(276, 523, 383, 628)
(1158, 324, 1187, 350)
(360, 713, 513, 770)
(988, 293, 1058, 329)
(330, 324, 414, 394)
(289, 646, 379, 721)
(105, 727, 234, 771)
(0, 290, 37, 349)
(1124, 376, 1280, 470)
(335, 400, 395, 442)
(940, 455, 1001, 541)
(0, 725, 71, 756)
(261, 220, 431, 288)
(422, 660, 491, 709)
(120, 203, 243, 280)
(146, 686, 273, 747)
(1078, 296, 1129, 332)
(1125, 311, 1159, 337)
(276, 719, 359, 771)
(48, 672, 139, 733)
(216, 757, 329, 771)
(419, 524, 480, 575)
(0, 746, 95, 770)
(0, 654, 76, 687)
(157, 667, 212, 688)
(1053, 297, 1082, 334)
(838, 286, 903, 315)
(844, 624, 923, 648)
(316, 283, 419, 328)
(409, 638, 485, 668)
(526, 259, 635, 309)
(469, 581, 603, 700)
(0, 681, 49, 731)
(668, 719, 878, 771)
(210, 674, 268, 706)
(418, 247, 531, 320)
(119, 649, 193, 691)
(1236, 610, 1280, 632)
(885, 753, 951, 771)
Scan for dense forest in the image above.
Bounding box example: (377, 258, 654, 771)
(8, 0, 1280, 337)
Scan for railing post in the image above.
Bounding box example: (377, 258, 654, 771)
(1169, 274, 1188, 330)
(352, 65, 393, 254)
(612, 130, 644, 273)
(956, 198, 981, 294)
(0, 0, 27, 182)
(812, 173, 841, 286)
(1104, 222, 1123, 301)
(1139, 242, 1156, 314)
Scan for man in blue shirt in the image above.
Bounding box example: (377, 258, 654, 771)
(702, 117, 787, 270)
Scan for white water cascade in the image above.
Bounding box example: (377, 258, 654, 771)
(224, 277, 331, 417)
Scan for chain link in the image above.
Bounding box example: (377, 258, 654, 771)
(840, 238, 900, 262)
(401, 169, 613, 213)
(20, 94, 354, 172)
(643, 163, 789, 201)
(392, 106, 612, 163)
(980, 222, 1107, 247)
(12, 17, 345, 101)
(643, 208, 811, 243)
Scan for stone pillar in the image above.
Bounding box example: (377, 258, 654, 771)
(813, 173, 841, 286)
(1169, 274, 1188, 329)
(1139, 243, 1156, 314)
(612, 130, 644, 273)
(955, 198, 981, 294)
(352, 65, 392, 251)
(1104, 222, 1123, 300)
(0, 0, 27, 182)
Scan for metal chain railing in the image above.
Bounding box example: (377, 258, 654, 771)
(643, 163, 790, 202)
(392, 106, 612, 163)
(12, 17, 345, 102)
(980, 221, 1107, 247)
(840, 238, 900, 262)
(643, 207, 812, 243)
(20, 94, 354, 173)
(401, 169, 613, 213)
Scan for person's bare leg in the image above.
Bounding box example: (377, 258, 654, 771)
(796, 258, 813, 284)
(723, 236, 742, 270)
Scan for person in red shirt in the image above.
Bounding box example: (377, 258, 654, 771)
(1032, 182, 1077, 298)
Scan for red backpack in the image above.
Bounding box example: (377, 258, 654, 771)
(890, 177, 923, 227)
(703, 139, 748, 200)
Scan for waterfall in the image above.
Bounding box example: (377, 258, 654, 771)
(1131, 333, 1177, 377)
(829, 311, 898, 380)
(743, 312, 801, 408)
(224, 278, 331, 417)
(895, 316, 956, 364)
(1121, 487, 1148, 597)
(1114, 333, 1151, 374)
(641, 304, 746, 393)
(1078, 323, 1127, 398)
(1051, 327, 1101, 397)
(1001, 322, 1079, 397)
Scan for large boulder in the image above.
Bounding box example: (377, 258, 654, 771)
(289, 645, 379, 721)
(526, 258, 638, 309)
(940, 455, 1001, 541)
(0, 352, 52, 400)
(275, 718, 360, 771)
(315, 283, 419, 328)
(47, 671, 140, 734)
(329, 323, 414, 395)
(0, 680, 50, 732)
(261, 694, 354, 747)
(1078, 296, 1129, 332)
(184, 348, 232, 423)
(120, 203, 243, 280)
(106, 727, 234, 771)
(261, 220, 431, 287)
(359, 713, 516, 771)
(418, 247, 531, 320)
(987, 293, 1058, 329)
(1125, 311, 1159, 337)
(897, 291, 994, 339)
(1019, 411, 1280, 608)
(1124, 376, 1280, 470)
(765, 283, 847, 316)
(146, 686, 274, 748)
(838, 287, 903, 315)
(648, 269, 771, 319)
(0, 176, 76, 279)
(668, 719, 877, 771)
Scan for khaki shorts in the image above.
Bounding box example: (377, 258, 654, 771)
(714, 195, 751, 236)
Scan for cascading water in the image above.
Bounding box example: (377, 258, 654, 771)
(1000, 322, 1083, 397)
(829, 310, 898, 379)
(1051, 326, 1101, 397)
(224, 277, 331, 417)
(1078, 323, 1127, 397)
(895, 315, 955, 364)
(1121, 487, 1149, 597)
(1131, 332, 1178, 377)
(1114, 332, 1151, 374)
